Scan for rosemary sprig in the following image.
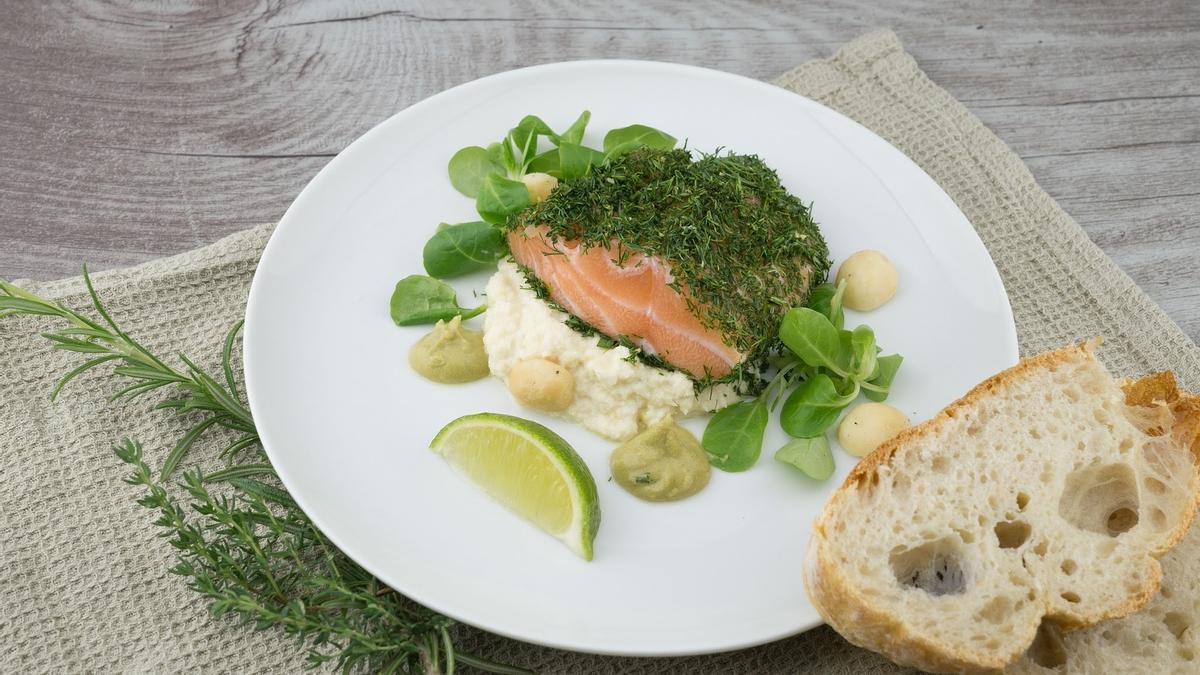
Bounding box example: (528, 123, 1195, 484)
(115, 439, 463, 673)
(0, 272, 528, 674)
(0, 269, 257, 478)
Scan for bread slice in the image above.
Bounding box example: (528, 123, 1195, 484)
(1009, 519, 1200, 674)
(804, 343, 1200, 673)
(1009, 373, 1200, 674)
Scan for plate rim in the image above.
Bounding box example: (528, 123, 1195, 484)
(244, 58, 1019, 657)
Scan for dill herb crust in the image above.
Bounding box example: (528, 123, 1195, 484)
(506, 148, 831, 377)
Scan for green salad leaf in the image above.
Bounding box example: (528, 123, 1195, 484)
(779, 373, 859, 438)
(422, 221, 506, 278)
(389, 275, 485, 326)
(555, 110, 591, 145)
(447, 146, 504, 198)
(526, 148, 561, 176)
(864, 354, 903, 402)
(701, 398, 768, 472)
(775, 435, 835, 480)
(806, 281, 847, 329)
(475, 173, 532, 225)
(850, 324, 877, 381)
(507, 116, 548, 172)
(779, 307, 847, 376)
(603, 124, 678, 158)
(527, 142, 607, 180)
(557, 142, 607, 180)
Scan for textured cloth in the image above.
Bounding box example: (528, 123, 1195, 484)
(2, 29, 1198, 674)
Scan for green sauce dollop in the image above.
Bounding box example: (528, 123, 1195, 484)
(408, 316, 489, 384)
(611, 419, 711, 502)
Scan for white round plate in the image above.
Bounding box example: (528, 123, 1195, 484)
(244, 60, 1018, 657)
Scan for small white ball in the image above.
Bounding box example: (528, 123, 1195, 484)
(838, 402, 910, 457)
(835, 250, 898, 312)
(522, 172, 559, 204)
(507, 357, 574, 412)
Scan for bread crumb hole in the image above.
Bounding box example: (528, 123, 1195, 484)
(1060, 559, 1077, 575)
(1061, 591, 1081, 603)
(1119, 437, 1133, 452)
(1033, 539, 1049, 556)
(1180, 647, 1195, 661)
(1027, 621, 1068, 669)
(1016, 492, 1030, 510)
(1145, 476, 1168, 495)
(931, 456, 950, 473)
(994, 520, 1031, 549)
(1164, 612, 1189, 639)
(890, 538, 967, 596)
(1059, 463, 1139, 536)
(1150, 508, 1167, 530)
(1107, 507, 1139, 536)
(978, 596, 1011, 624)
(1030, 428, 1042, 440)
(1161, 584, 1174, 599)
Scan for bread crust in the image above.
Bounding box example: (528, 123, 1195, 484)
(805, 343, 1200, 673)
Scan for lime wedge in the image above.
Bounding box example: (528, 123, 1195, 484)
(430, 413, 601, 560)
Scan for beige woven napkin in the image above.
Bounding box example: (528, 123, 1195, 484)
(2, 29, 1197, 673)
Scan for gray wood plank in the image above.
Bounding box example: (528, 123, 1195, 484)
(0, 0, 1196, 340)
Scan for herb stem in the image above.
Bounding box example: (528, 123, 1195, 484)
(455, 652, 536, 675)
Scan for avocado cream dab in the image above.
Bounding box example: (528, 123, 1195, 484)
(408, 315, 489, 384)
(610, 418, 711, 502)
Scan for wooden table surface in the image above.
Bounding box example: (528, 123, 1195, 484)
(1, 1, 1197, 341)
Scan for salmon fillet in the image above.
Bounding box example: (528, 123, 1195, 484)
(504, 148, 830, 383)
(508, 225, 743, 379)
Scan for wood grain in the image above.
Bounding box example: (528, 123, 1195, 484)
(0, 0, 1196, 340)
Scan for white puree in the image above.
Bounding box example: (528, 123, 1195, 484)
(484, 260, 739, 441)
